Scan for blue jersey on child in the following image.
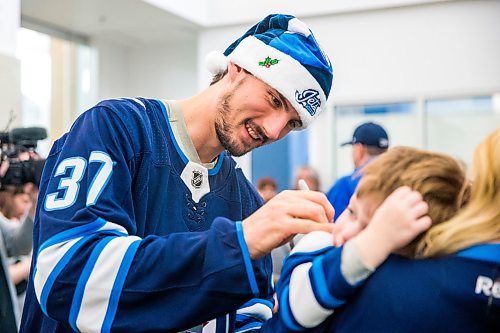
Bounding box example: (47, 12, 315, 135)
(263, 232, 500, 332)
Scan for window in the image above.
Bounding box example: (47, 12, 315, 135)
(16, 28, 97, 156)
(426, 95, 500, 169)
(334, 102, 417, 178)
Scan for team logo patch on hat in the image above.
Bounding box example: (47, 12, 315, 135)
(295, 89, 321, 116)
(259, 57, 280, 68)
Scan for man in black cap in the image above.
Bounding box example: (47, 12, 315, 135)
(326, 122, 389, 220)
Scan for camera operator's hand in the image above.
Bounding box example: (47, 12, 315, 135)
(23, 182, 39, 218)
(0, 159, 9, 178)
(9, 257, 32, 284)
(242, 190, 334, 259)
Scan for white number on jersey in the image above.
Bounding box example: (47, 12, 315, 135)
(45, 151, 114, 211)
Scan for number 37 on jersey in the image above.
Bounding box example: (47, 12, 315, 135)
(44, 151, 114, 211)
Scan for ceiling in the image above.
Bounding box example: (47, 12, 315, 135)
(21, 0, 200, 46)
(20, 0, 451, 46)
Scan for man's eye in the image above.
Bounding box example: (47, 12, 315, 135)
(288, 119, 302, 129)
(272, 96, 282, 108)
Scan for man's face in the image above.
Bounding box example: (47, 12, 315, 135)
(332, 194, 380, 246)
(214, 70, 302, 157)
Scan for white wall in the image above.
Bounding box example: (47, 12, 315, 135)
(128, 42, 198, 99)
(197, 0, 500, 191)
(0, 0, 21, 128)
(92, 37, 129, 101)
(309, 0, 500, 102)
(0, 0, 20, 57)
(93, 37, 198, 102)
(0, 54, 21, 128)
(308, 0, 500, 189)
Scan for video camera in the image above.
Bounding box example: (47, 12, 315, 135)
(0, 127, 47, 188)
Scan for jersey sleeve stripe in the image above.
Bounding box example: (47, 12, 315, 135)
(235, 221, 259, 297)
(38, 219, 106, 253)
(239, 298, 274, 309)
(235, 321, 263, 333)
(236, 301, 273, 321)
(127, 98, 146, 109)
(310, 255, 345, 308)
(35, 236, 87, 316)
(69, 236, 116, 332)
(101, 239, 141, 333)
(289, 262, 333, 328)
(74, 236, 141, 333)
(33, 218, 133, 325)
(278, 285, 304, 331)
(37, 217, 128, 254)
(290, 231, 333, 255)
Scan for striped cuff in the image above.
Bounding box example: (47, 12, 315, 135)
(235, 221, 259, 297)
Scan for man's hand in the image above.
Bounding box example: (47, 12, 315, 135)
(242, 190, 334, 259)
(355, 186, 431, 268)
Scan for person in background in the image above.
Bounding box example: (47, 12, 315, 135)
(256, 177, 278, 203)
(0, 238, 18, 333)
(327, 122, 389, 221)
(293, 165, 321, 191)
(0, 181, 37, 331)
(21, 14, 334, 333)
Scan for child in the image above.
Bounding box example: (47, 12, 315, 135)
(263, 144, 490, 332)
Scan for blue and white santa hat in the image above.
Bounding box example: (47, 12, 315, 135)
(206, 14, 333, 129)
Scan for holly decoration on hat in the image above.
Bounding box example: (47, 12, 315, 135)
(259, 57, 280, 68)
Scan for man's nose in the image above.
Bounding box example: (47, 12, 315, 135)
(262, 113, 289, 141)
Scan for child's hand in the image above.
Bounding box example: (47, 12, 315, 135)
(354, 186, 431, 268)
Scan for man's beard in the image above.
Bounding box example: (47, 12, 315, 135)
(214, 92, 250, 157)
(214, 77, 269, 156)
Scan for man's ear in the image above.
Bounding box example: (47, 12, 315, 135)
(227, 61, 244, 81)
(352, 143, 364, 166)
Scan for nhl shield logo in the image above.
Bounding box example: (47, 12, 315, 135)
(191, 170, 203, 189)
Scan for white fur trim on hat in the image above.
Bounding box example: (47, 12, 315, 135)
(228, 36, 326, 129)
(205, 50, 228, 75)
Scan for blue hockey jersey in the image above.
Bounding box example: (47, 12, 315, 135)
(263, 233, 500, 332)
(20, 98, 273, 332)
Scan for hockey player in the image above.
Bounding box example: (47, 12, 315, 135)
(264, 140, 500, 332)
(20, 14, 334, 333)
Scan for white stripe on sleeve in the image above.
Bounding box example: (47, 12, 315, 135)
(288, 262, 333, 328)
(75, 236, 140, 333)
(236, 302, 273, 321)
(202, 319, 217, 333)
(290, 231, 332, 255)
(34, 237, 83, 303)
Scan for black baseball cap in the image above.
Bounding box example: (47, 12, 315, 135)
(341, 122, 389, 148)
